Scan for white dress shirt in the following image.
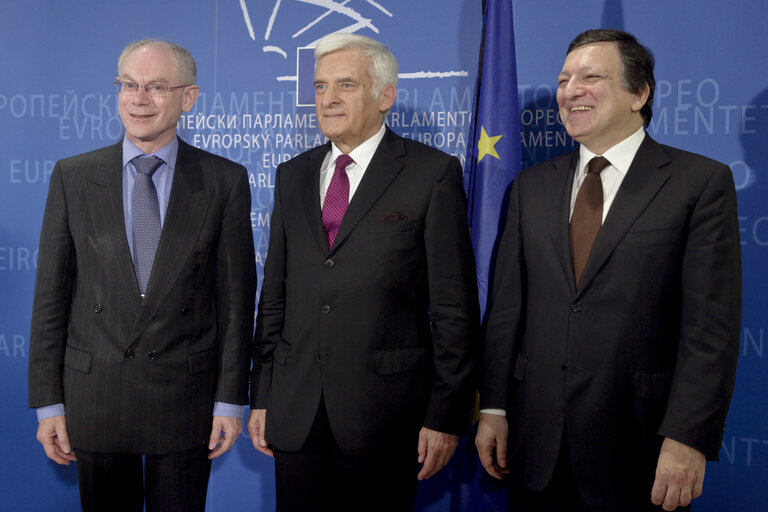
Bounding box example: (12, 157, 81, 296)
(319, 123, 387, 207)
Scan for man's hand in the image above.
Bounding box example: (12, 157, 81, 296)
(417, 427, 458, 480)
(37, 415, 76, 465)
(246, 409, 273, 457)
(475, 412, 509, 479)
(208, 416, 242, 459)
(651, 437, 706, 511)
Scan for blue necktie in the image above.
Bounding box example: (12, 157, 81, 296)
(132, 156, 163, 297)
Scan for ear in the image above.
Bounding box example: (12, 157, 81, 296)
(631, 82, 650, 113)
(378, 84, 396, 113)
(181, 85, 200, 113)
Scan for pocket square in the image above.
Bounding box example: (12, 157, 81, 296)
(378, 212, 408, 222)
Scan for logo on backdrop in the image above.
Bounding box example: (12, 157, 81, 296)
(238, 0, 469, 106)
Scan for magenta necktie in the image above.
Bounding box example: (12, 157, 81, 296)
(570, 156, 610, 289)
(322, 154, 353, 249)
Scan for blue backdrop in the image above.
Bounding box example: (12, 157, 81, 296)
(1, 1, 765, 510)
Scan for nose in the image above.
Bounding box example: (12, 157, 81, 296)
(321, 86, 340, 107)
(561, 78, 584, 100)
(131, 86, 151, 105)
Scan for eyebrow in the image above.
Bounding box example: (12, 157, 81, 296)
(120, 74, 170, 84)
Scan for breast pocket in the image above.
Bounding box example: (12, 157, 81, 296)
(624, 228, 681, 246)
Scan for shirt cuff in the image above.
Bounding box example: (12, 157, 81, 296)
(213, 402, 243, 418)
(479, 408, 506, 417)
(37, 404, 66, 421)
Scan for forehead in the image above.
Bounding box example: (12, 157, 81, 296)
(121, 44, 178, 79)
(561, 41, 621, 73)
(315, 48, 371, 80)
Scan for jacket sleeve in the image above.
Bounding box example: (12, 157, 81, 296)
(28, 161, 76, 408)
(658, 162, 741, 461)
(250, 164, 287, 409)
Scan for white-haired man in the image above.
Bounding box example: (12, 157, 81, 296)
(248, 33, 479, 511)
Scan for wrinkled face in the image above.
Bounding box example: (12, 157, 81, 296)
(556, 41, 648, 154)
(314, 48, 395, 154)
(117, 43, 198, 153)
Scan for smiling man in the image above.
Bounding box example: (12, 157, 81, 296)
(476, 29, 741, 511)
(247, 33, 478, 511)
(28, 39, 256, 512)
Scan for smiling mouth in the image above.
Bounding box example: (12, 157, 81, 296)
(131, 113, 156, 119)
(570, 106, 593, 112)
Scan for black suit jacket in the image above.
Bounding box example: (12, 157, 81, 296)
(481, 135, 741, 507)
(251, 128, 479, 461)
(28, 138, 256, 455)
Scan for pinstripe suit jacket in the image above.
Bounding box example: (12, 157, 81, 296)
(28, 138, 256, 454)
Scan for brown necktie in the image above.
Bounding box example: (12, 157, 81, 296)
(570, 156, 610, 288)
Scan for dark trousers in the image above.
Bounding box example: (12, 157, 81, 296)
(507, 440, 692, 512)
(273, 397, 419, 512)
(74, 444, 212, 512)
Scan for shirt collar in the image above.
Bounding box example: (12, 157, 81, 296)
(328, 123, 387, 171)
(578, 126, 645, 177)
(122, 137, 179, 170)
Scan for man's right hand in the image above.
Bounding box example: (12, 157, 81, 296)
(247, 408, 273, 457)
(475, 412, 510, 479)
(37, 415, 76, 465)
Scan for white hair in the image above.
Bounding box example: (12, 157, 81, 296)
(118, 39, 197, 85)
(314, 33, 398, 98)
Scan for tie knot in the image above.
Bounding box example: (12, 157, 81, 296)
(587, 156, 610, 175)
(335, 154, 354, 173)
(133, 156, 163, 176)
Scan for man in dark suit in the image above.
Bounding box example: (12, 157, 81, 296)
(476, 29, 741, 512)
(28, 40, 256, 512)
(247, 33, 478, 511)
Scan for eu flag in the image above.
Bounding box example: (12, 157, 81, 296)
(464, 0, 521, 319)
(451, 1, 519, 509)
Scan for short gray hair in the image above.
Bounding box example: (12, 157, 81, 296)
(118, 39, 197, 85)
(314, 33, 398, 98)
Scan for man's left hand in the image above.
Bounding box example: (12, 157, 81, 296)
(651, 437, 706, 511)
(417, 427, 458, 480)
(208, 415, 242, 459)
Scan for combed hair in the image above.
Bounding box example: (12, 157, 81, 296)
(567, 29, 655, 126)
(118, 39, 197, 85)
(314, 33, 398, 98)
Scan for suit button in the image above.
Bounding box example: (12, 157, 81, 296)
(181, 307, 190, 316)
(561, 364, 568, 372)
(148, 351, 159, 360)
(321, 305, 331, 314)
(315, 354, 322, 362)
(323, 258, 335, 268)
(570, 302, 583, 312)
(94, 304, 103, 313)
(192, 262, 200, 272)
(125, 349, 135, 359)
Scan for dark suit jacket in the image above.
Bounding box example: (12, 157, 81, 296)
(251, 128, 479, 461)
(481, 134, 741, 507)
(28, 138, 256, 455)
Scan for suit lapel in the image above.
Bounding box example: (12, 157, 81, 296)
(301, 142, 332, 253)
(331, 129, 405, 252)
(85, 142, 144, 311)
(546, 151, 579, 293)
(129, 139, 209, 340)
(577, 136, 671, 294)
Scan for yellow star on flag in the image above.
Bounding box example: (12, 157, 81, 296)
(477, 126, 503, 163)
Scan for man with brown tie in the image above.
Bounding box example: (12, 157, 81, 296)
(476, 29, 741, 511)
